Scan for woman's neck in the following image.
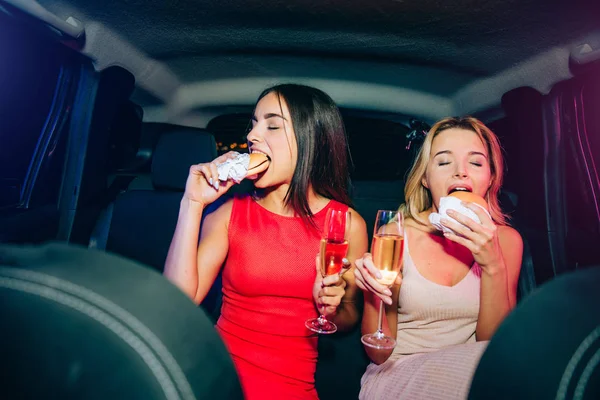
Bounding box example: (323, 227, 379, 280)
(413, 209, 473, 255)
(258, 184, 328, 217)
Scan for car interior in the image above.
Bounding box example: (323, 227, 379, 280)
(1, 0, 600, 398)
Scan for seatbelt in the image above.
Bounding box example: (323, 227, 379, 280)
(89, 174, 135, 250)
(101, 174, 136, 207)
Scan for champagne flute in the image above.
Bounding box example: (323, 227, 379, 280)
(305, 208, 351, 334)
(361, 210, 404, 349)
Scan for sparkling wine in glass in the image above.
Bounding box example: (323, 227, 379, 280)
(361, 210, 404, 349)
(305, 208, 351, 334)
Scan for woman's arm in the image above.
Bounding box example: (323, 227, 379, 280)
(163, 153, 238, 304)
(163, 198, 205, 299)
(163, 198, 233, 305)
(441, 205, 523, 340)
(475, 225, 522, 340)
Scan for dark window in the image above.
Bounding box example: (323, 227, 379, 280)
(582, 82, 600, 187)
(207, 113, 250, 155)
(343, 114, 411, 181)
(563, 72, 600, 269)
(0, 17, 64, 208)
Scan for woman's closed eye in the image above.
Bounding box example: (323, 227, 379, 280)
(268, 125, 280, 131)
(469, 157, 485, 167)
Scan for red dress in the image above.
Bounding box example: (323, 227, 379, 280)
(215, 194, 347, 400)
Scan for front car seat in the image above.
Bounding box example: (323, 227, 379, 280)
(469, 266, 600, 399)
(0, 242, 242, 400)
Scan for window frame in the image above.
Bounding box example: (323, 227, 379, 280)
(0, 11, 81, 212)
(545, 67, 600, 273)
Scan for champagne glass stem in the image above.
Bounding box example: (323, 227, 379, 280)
(375, 298, 385, 338)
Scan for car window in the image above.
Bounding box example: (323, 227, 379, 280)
(343, 114, 411, 181)
(0, 17, 64, 208)
(581, 81, 600, 188)
(207, 113, 251, 155)
(563, 73, 600, 268)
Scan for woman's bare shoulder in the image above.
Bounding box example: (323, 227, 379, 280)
(203, 196, 235, 227)
(497, 225, 523, 246)
(405, 213, 437, 235)
(347, 206, 367, 228)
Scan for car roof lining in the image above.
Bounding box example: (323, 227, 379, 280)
(33, 0, 600, 121)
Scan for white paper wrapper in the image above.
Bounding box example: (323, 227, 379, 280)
(216, 152, 250, 183)
(429, 196, 490, 236)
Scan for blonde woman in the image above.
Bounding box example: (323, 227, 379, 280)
(354, 117, 523, 400)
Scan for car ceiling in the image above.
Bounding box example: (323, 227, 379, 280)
(34, 0, 600, 123)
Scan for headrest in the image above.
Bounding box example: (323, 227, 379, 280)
(99, 65, 136, 100)
(108, 101, 143, 172)
(151, 125, 217, 191)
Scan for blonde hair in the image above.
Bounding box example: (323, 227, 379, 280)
(400, 116, 509, 226)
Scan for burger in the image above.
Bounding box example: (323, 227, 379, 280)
(446, 190, 489, 212)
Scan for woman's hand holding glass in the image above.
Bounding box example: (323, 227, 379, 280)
(306, 209, 351, 334)
(354, 210, 404, 349)
(312, 261, 348, 317)
(355, 253, 402, 306)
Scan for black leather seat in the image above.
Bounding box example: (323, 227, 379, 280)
(89, 125, 222, 319)
(469, 265, 600, 400)
(498, 190, 537, 300)
(90, 125, 216, 269)
(0, 242, 242, 400)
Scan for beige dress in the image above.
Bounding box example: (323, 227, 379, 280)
(360, 233, 489, 400)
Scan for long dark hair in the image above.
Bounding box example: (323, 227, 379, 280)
(254, 84, 352, 224)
